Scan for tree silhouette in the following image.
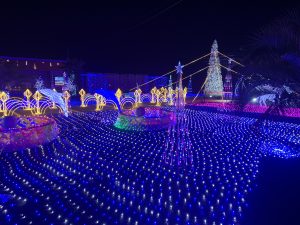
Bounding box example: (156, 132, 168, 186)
(245, 10, 300, 83)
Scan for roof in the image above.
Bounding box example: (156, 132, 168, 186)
(0, 56, 65, 63)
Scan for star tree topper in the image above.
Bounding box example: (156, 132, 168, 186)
(175, 61, 184, 75)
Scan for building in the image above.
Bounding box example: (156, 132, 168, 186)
(81, 73, 168, 93)
(0, 56, 66, 93)
(0, 55, 168, 95)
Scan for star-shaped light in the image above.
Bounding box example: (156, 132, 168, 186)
(175, 61, 184, 75)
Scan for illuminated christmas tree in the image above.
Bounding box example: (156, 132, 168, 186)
(204, 40, 223, 97)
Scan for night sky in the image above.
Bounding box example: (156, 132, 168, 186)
(0, 1, 298, 74)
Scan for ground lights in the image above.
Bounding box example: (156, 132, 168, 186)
(0, 108, 299, 224)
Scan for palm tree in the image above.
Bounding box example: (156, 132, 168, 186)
(232, 11, 300, 146)
(245, 10, 300, 83)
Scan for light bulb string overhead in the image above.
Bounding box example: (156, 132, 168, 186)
(129, 52, 212, 91)
(161, 66, 209, 89)
(192, 76, 209, 103)
(151, 63, 240, 95)
(129, 51, 243, 91)
(217, 51, 244, 67)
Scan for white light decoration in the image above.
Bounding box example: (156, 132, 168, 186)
(204, 40, 224, 97)
(134, 88, 142, 107)
(39, 89, 69, 116)
(79, 89, 87, 107)
(94, 93, 104, 111)
(63, 91, 71, 113)
(34, 76, 45, 90)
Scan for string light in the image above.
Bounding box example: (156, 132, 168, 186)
(0, 107, 298, 224)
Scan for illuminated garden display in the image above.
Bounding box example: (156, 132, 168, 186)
(0, 108, 299, 224)
(3, 1, 300, 223)
(0, 44, 300, 225)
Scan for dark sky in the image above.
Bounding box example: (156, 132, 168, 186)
(0, 0, 298, 74)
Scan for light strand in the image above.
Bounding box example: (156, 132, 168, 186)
(217, 51, 244, 67)
(129, 52, 211, 91)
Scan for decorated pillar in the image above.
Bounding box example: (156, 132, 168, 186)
(24, 89, 33, 110)
(161, 87, 167, 102)
(63, 91, 71, 113)
(155, 89, 161, 106)
(137, 88, 142, 103)
(115, 88, 122, 107)
(94, 93, 102, 111)
(0, 92, 9, 116)
(151, 87, 157, 104)
(175, 61, 185, 109)
(174, 87, 179, 103)
(79, 89, 87, 107)
(100, 95, 106, 108)
(168, 87, 174, 105)
(33, 91, 42, 115)
(183, 87, 188, 105)
(134, 90, 139, 107)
